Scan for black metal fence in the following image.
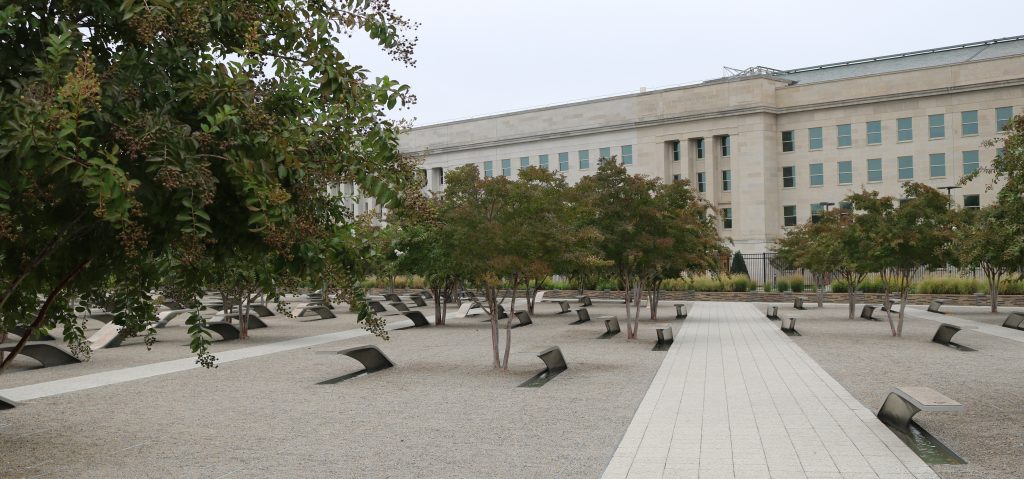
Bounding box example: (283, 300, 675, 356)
(737, 252, 982, 288)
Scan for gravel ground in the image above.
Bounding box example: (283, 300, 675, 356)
(0, 301, 677, 478)
(926, 304, 1024, 327)
(758, 301, 1024, 479)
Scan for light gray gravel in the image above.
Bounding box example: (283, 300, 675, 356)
(0, 301, 675, 478)
(758, 301, 1024, 479)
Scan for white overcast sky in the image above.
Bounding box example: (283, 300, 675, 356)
(342, 0, 1024, 126)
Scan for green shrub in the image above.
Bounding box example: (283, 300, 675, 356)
(786, 275, 805, 292)
(730, 251, 749, 276)
(690, 276, 725, 292)
(913, 277, 983, 295)
(831, 279, 849, 293)
(730, 274, 751, 292)
(776, 277, 789, 292)
(762, 281, 773, 292)
(999, 278, 1024, 295)
(662, 278, 689, 291)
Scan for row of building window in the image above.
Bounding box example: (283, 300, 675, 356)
(780, 150, 986, 188)
(671, 135, 731, 161)
(481, 145, 634, 178)
(781, 196, 981, 227)
(780, 107, 1014, 152)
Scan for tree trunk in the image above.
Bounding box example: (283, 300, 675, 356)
(487, 287, 500, 368)
(987, 267, 1000, 313)
(502, 275, 518, 370)
(631, 281, 644, 340)
(881, 269, 897, 336)
(847, 288, 855, 320)
(896, 271, 910, 337)
(432, 285, 443, 326)
(1, 259, 89, 371)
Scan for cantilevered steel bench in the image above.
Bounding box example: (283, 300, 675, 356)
(877, 386, 964, 430)
(0, 394, 17, 410)
(579, 296, 593, 307)
(291, 303, 336, 320)
(318, 345, 395, 384)
(556, 301, 572, 314)
(781, 316, 799, 335)
(205, 321, 241, 341)
(512, 310, 533, 328)
(766, 306, 779, 320)
(368, 300, 403, 317)
(927, 299, 947, 314)
(571, 308, 613, 325)
(931, 323, 972, 351)
(88, 321, 129, 350)
(656, 326, 674, 345)
(9, 324, 61, 341)
(793, 297, 806, 310)
(1001, 312, 1024, 330)
(0, 343, 81, 368)
(860, 305, 878, 321)
(409, 294, 428, 307)
(402, 311, 431, 328)
(675, 304, 688, 319)
(601, 317, 621, 338)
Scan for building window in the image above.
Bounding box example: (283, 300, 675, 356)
(782, 166, 795, 188)
(897, 117, 913, 142)
(558, 152, 569, 172)
(579, 150, 590, 169)
(866, 121, 882, 145)
(697, 172, 706, 193)
(964, 194, 981, 209)
(961, 110, 978, 136)
(837, 124, 852, 148)
(838, 160, 853, 185)
(809, 127, 823, 150)
(839, 201, 852, 210)
(929, 114, 945, 139)
(996, 106, 1013, 132)
(782, 131, 795, 152)
(811, 203, 825, 223)
(621, 145, 633, 165)
(962, 150, 979, 175)
(483, 160, 494, 178)
(783, 205, 797, 227)
(722, 208, 733, 229)
(539, 154, 549, 170)
(501, 158, 511, 177)
(599, 147, 611, 161)
(695, 138, 705, 159)
(809, 163, 824, 187)
(520, 156, 530, 170)
(929, 153, 946, 178)
(720, 135, 731, 157)
(671, 141, 681, 162)
(898, 156, 914, 180)
(672, 174, 681, 182)
(722, 170, 732, 191)
(867, 158, 883, 183)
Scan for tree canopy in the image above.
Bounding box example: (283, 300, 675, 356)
(0, 0, 419, 368)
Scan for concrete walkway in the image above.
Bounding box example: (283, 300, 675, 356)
(902, 307, 1024, 344)
(0, 316, 419, 402)
(602, 302, 938, 479)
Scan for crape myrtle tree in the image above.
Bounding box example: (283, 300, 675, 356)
(0, 1, 419, 369)
(951, 203, 1022, 313)
(958, 113, 1024, 312)
(575, 161, 724, 338)
(436, 166, 573, 368)
(849, 184, 953, 336)
(775, 207, 870, 316)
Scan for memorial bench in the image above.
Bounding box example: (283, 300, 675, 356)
(571, 308, 614, 325)
(601, 317, 620, 337)
(656, 326, 674, 345)
(1001, 312, 1024, 330)
(860, 305, 878, 321)
(781, 316, 799, 335)
(205, 321, 241, 341)
(291, 303, 337, 320)
(556, 301, 572, 314)
(793, 297, 806, 310)
(931, 323, 972, 351)
(0, 394, 17, 410)
(512, 310, 533, 329)
(0, 343, 81, 367)
(675, 304, 688, 319)
(927, 299, 947, 314)
(766, 306, 779, 320)
(402, 311, 431, 328)
(877, 386, 964, 430)
(319, 345, 395, 384)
